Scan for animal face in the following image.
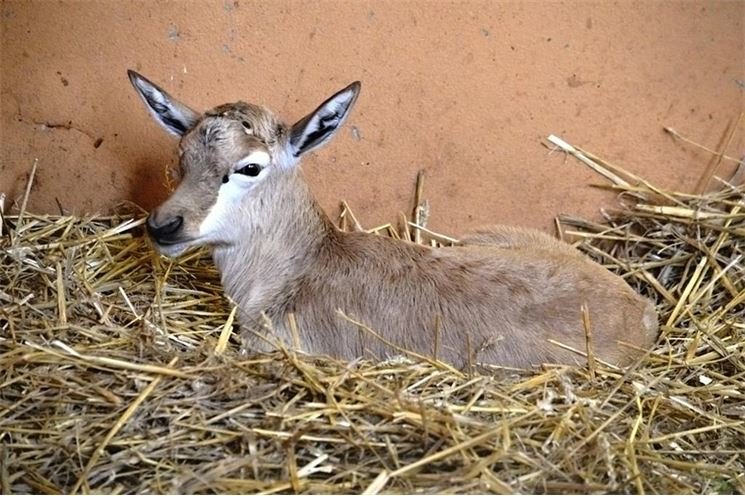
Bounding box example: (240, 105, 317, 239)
(127, 70, 360, 256)
(147, 102, 287, 256)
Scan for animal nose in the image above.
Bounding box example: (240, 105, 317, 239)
(147, 215, 184, 243)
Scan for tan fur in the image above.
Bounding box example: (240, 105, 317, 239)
(130, 73, 659, 369)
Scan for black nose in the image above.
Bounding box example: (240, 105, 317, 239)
(147, 215, 183, 243)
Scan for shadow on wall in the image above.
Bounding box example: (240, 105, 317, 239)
(127, 161, 172, 212)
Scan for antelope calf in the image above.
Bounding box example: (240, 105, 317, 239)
(128, 70, 658, 369)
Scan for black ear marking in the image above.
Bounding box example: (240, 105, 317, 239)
(127, 69, 200, 137)
(159, 109, 191, 135)
(293, 113, 342, 156)
(289, 81, 361, 157)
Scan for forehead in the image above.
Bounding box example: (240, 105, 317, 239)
(177, 102, 287, 172)
(205, 101, 284, 140)
(179, 102, 286, 156)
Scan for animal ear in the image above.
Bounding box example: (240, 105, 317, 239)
(289, 81, 361, 157)
(127, 70, 200, 136)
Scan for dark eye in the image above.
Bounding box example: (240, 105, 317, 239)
(236, 163, 262, 177)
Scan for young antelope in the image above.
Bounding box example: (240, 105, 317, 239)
(128, 70, 658, 369)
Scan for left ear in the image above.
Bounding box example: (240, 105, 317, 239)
(289, 81, 361, 157)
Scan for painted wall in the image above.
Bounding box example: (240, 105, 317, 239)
(1, 0, 743, 234)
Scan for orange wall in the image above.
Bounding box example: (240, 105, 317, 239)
(1, 0, 743, 234)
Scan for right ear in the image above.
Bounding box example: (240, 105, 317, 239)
(289, 81, 361, 157)
(127, 70, 200, 136)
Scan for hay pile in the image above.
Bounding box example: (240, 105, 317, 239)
(1, 136, 744, 494)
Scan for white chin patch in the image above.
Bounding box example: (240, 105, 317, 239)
(155, 241, 191, 258)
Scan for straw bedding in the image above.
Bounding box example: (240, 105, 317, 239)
(1, 136, 744, 494)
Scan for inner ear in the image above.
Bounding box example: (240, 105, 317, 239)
(127, 70, 200, 136)
(290, 81, 361, 157)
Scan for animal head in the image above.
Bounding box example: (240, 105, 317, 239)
(127, 70, 361, 256)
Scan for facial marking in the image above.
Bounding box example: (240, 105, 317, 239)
(241, 120, 253, 135)
(237, 150, 271, 168)
(199, 178, 244, 237)
(198, 149, 272, 238)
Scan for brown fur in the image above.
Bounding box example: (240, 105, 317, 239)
(129, 72, 659, 369)
(215, 174, 658, 368)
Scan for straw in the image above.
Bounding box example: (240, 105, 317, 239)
(2, 132, 744, 493)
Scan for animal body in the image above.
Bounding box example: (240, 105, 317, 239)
(128, 70, 658, 369)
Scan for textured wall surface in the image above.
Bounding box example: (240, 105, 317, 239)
(1, 0, 743, 234)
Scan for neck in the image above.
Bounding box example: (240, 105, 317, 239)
(211, 170, 335, 321)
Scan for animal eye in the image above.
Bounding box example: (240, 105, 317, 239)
(236, 163, 262, 177)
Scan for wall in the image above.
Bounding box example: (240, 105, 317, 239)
(1, 0, 743, 235)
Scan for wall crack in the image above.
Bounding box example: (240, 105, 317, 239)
(10, 96, 103, 148)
